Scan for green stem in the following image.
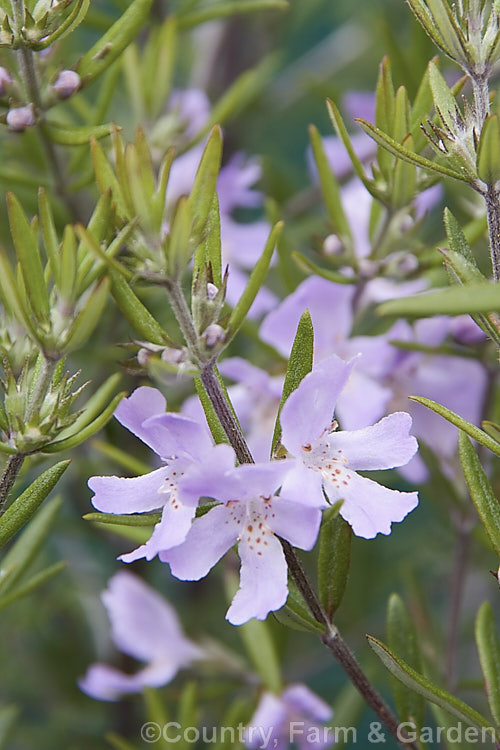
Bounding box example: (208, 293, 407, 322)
(0, 453, 25, 514)
(197, 360, 417, 750)
(165, 280, 202, 363)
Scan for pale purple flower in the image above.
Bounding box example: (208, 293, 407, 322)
(260, 276, 395, 429)
(0, 67, 12, 96)
(88, 387, 235, 562)
(162, 462, 322, 625)
(246, 684, 333, 750)
(168, 88, 211, 141)
(79, 572, 202, 701)
(279, 354, 419, 539)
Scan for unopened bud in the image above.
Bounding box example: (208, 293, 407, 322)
(323, 234, 342, 256)
(6, 104, 35, 131)
(52, 70, 81, 99)
(0, 67, 12, 96)
(202, 323, 225, 349)
(206, 282, 218, 300)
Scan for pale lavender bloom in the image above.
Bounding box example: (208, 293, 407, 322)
(449, 315, 487, 345)
(217, 153, 263, 214)
(246, 684, 333, 750)
(279, 354, 419, 539)
(168, 88, 211, 141)
(260, 276, 394, 429)
(182, 358, 283, 461)
(88, 387, 235, 562)
(0, 67, 12, 95)
(162, 462, 322, 625)
(79, 572, 202, 701)
(386, 318, 488, 482)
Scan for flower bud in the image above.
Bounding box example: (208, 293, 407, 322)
(202, 323, 225, 349)
(6, 104, 35, 131)
(323, 234, 342, 256)
(52, 70, 81, 99)
(206, 282, 218, 300)
(0, 67, 12, 96)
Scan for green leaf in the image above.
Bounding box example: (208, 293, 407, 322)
(55, 373, 122, 441)
(110, 270, 171, 346)
(91, 137, 129, 220)
(83, 511, 161, 526)
(0, 252, 38, 340)
(91, 439, 150, 476)
(378, 282, 500, 317)
(292, 252, 358, 284)
(429, 60, 458, 132)
(444, 208, 478, 265)
(386, 594, 425, 730)
(238, 616, 281, 693)
(356, 118, 472, 182)
(375, 56, 395, 178)
(42, 391, 125, 453)
(318, 510, 352, 619)
(0, 705, 19, 749)
(368, 635, 495, 731)
(476, 601, 500, 726)
(271, 310, 314, 454)
(309, 124, 351, 239)
(62, 277, 111, 352)
(227, 221, 283, 343)
(76, 0, 153, 84)
(34, 0, 89, 49)
(177, 0, 288, 28)
(38, 187, 60, 288)
(192, 195, 222, 289)
(59, 225, 77, 303)
(188, 126, 223, 248)
(0, 460, 70, 548)
(0, 494, 63, 595)
(7, 192, 50, 321)
(167, 196, 192, 278)
(194, 376, 228, 446)
(0, 560, 65, 610)
(459, 433, 500, 559)
(477, 114, 500, 184)
(412, 396, 500, 458)
(44, 120, 115, 146)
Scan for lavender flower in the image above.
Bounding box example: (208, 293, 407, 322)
(79, 572, 202, 701)
(162, 462, 322, 625)
(245, 684, 333, 750)
(88, 387, 235, 561)
(279, 354, 419, 538)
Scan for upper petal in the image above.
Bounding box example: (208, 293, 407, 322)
(142, 412, 213, 461)
(88, 466, 170, 514)
(226, 532, 288, 625)
(283, 684, 333, 722)
(280, 354, 355, 456)
(270, 496, 322, 551)
(327, 412, 418, 471)
(114, 387, 167, 455)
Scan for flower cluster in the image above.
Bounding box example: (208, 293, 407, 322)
(89, 354, 418, 625)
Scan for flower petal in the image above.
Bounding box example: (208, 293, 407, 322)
(283, 684, 333, 723)
(270, 496, 322, 550)
(327, 412, 418, 470)
(142, 412, 213, 461)
(280, 462, 327, 509)
(280, 354, 355, 455)
(177, 443, 236, 506)
(78, 659, 185, 701)
(88, 466, 170, 514)
(120, 501, 197, 562)
(102, 571, 201, 664)
(162, 505, 239, 580)
(114, 387, 167, 455)
(245, 692, 288, 750)
(324, 470, 418, 539)
(226, 532, 288, 625)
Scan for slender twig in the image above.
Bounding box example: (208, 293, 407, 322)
(164, 280, 202, 360)
(485, 185, 500, 280)
(12, 1, 84, 221)
(195, 355, 417, 750)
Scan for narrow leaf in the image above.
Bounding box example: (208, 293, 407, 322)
(368, 636, 494, 730)
(476, 601, 500, 726)
(459, 433, 500, 558)
(0, 460, 70, 548)
(378, 283, 500, 317)
(110, 270, 171, 346)
(318, 510, 352, 619)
